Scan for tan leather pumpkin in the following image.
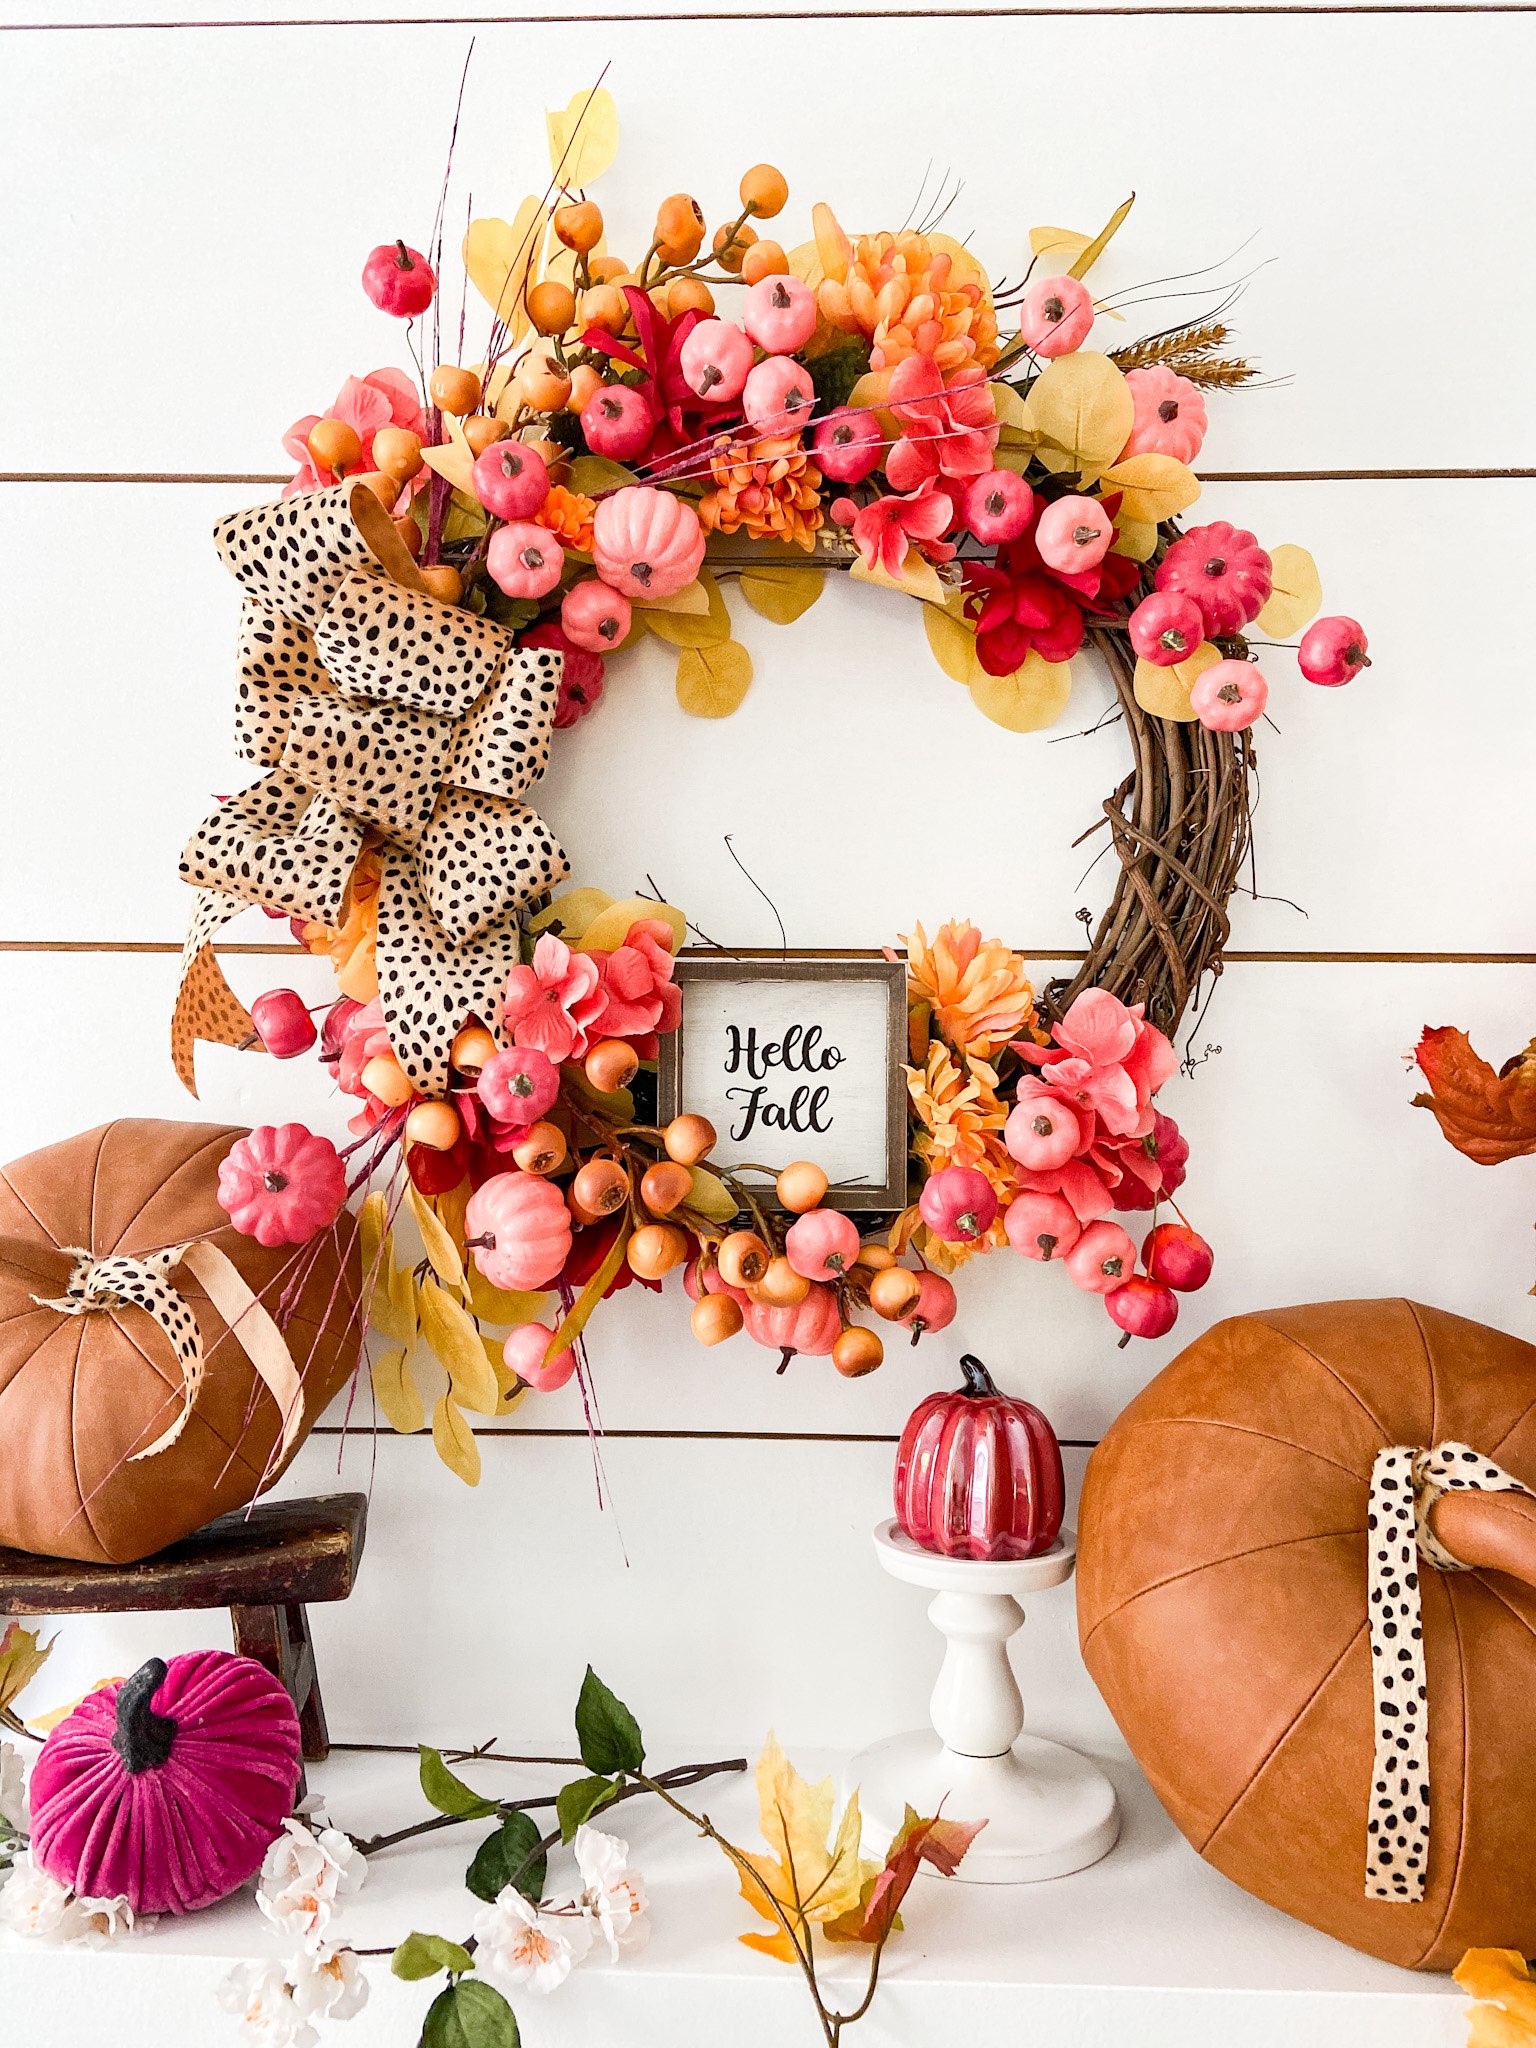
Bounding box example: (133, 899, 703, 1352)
(0, 1120, 362, 1566)
(1078, 1298, 1536, 1971)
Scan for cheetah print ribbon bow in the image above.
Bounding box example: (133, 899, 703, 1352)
(172, 481, 570, 1099)
(33, 1240, 305, 1465)
(1365, 1442, 1536, 1902)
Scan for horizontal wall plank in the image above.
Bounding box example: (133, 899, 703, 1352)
(3, 17, 1534, 469)
(0, 478, 1528, 953)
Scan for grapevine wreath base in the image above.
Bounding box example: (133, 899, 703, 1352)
(166, 86, 1366, 1480)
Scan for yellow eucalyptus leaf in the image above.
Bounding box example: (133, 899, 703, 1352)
(464, 201, 548, 339)
(636, 576, 714, 621)
(988, 382, 1030, 431)
(1068, 193, 1135, 280)
(406, 1184, 465, 1290)
(463, 1259, 550, 1329)
(1134, 641, 1221, 722)
(1257, 544, 1323, 637)
(1019, 353, 1134, 484)
(688, 1166, 742, 1227)
(968, 652, 1073, 733)
(532, 886, 613, 943)
(432, 1394, 482, 1487)
(487, 1335, 529, 1415)
(577, 895, 687, 954)
(1110, 519, 1159, 562)
(545, 84, 619, 189)
(849, 551, 946, 605)
(369, 1261, 418, 1345)
(371, 1346, 425, 1435)
(544, 1223, 630, 1362)
(1098, 452, 1200, 526)
(359, 1190, 390, 1277)
(419, 439, 478, 497)
(738, 564, 824, 625)
(676, 640, 753, 718)
(567, 454, 638, 497)
(641, 570, 729, 647)
(564, 1065, 635, 1125)
(923, 597, 983, 686)
(418, 1278, 500, 1416)
(1029, 225, 1092, 271)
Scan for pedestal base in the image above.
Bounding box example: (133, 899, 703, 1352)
(847, 1728, 1120, 1883)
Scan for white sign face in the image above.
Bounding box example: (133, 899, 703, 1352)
(662, 960, 906, 1209)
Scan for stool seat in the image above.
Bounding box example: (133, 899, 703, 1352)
(0, 1494, 367, 1768)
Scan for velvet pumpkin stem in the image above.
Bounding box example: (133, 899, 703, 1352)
(112, 1658, 177, 1773)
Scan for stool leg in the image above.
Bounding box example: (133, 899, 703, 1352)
(231, 1604, 315, 1792)
(231, 1603, 283, 1683)
(284, 1603, 330, 1764)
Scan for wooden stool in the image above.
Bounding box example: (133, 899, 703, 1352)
(0, 1494, 367, 1764)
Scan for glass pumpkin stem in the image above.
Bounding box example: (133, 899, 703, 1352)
(111, 1658, 177, 1773)
(958, 1354, 999, 1399)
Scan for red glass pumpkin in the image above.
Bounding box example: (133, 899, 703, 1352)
(894, 1354, 1065, 1561)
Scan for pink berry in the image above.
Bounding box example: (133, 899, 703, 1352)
(472, 440, 550, 521)
(678, 318, 754, 402)
(742, 273, 817, 354)
(1034, 494, 1112, 573)
(250, 988, 317, 1060)
(812, 408, 882, 484)
(521, 620, 604, 729)
(502, 1321, 577, 1393)
(1128, 590, 1205, 667)
(1018, 274, 1095, 359)
(319, 997, 361, 1064)
(1004, 1191, 1083, 1263)
(1064, 1220, 1137, 1295)
(1105, 1275, 1179, 1340)
(580, 384, 654, 461)
(896, 1270, 958, 1340)
(1298, 614, 1370, 687)
(918, 1165, 999, 1245)
(1003, 1090, 1083, 1171)
(561, 578, 631, 653)
(477, 1047, 560, 1127)
(361, 239, 436, 319)
(963, 469, 1033, 544)
(784, 1207, 862, 1281)
(1189, 658, 1268, 733)
(1143, 1222, 1213, 1292)
(486, 522, 564, 600)
(742, 356, 816, 437)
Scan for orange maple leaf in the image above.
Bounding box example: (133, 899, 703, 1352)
(1412, 1027, 1536, 1166)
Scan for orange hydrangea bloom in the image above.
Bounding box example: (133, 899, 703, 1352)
(699, 434, 824, 552)
(812, 207, 999, 376)
(536, 485, 597, 554)
(904, 920, 1038, 1061)
(302, 851, 380, 1004)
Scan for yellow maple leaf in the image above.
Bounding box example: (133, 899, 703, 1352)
(1457, 1950, 1536, 2045)
(736, 1734, 879, 1962)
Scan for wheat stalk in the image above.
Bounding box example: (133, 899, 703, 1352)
(1112, 321, 1233, 370)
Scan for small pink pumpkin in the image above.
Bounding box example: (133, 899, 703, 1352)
(592, 487, 705, 599)
(918, 1164, 998, 1244)
(465, 1170, 572, 1291)
(744, 1282, 841, 1361)
(29, 1651, 301, 1914)
(784, 1207, 861, 1281)
(217, 1123, 347, 1247)
(1155, 521, 1273, 637)
(1119, 366, 1208, 466)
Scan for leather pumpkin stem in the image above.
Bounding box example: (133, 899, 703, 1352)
(111, 1658, 177, 1773)
(1429, 1489, 1536, 1591)
(958, 1354, 998, 1399)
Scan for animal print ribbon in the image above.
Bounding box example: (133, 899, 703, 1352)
(34, 1240, 304, 1466)
(172, 480, 570, 1099)
(1365, 1442, 1536, 1902)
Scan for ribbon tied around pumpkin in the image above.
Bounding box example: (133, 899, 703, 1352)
(172, 481, 570, 1098)
(1365, 1441, 1536, 1904)
(33, 1240, 305, 1466)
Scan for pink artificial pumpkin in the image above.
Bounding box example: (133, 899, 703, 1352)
(1155, 521, 1273, 637)
(1034, 494, 1111, 574)
(216, 1123, 347, 1247)
(487, 522, 564, 600)
(784, 1208, 861, 1281)
(502, 1320, 576, 1392)
(1190, 657, 1268, 732)
(560, 579, 631, 656)
(918, 1164, 998, 1244)
(29, 1651, 301, 1914)
(1299, 614, 1370, 686)
(896, 1269, 958, 1344)
(894, 1355, 1065, 1561)
(812, 408, 882, 484)
(592, 487, 705, 599)
(1128, 590, 1205, 667)
(465, 1170, 572, 1291)
(742, 357, 816, 436)
(742, 274, 817, 355)
(744, 1282, 841, 1362)
(1120, 366, 1208, 466)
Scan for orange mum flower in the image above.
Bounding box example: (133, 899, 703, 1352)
(904, 920, 1038, 1061)
(906, 1042, 1007, 1174)
(536, 485, 597, 554)
(813, 207, 999, 376)
(302, 851, 380, 1004)
(699, 434, 824, 552)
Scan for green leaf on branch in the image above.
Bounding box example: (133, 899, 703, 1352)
(421, 1978, 520, 2048)
(575, 1666, 646, 1776)
(392, 1931, 476, 1981)
(419, 1745, 498, 1820)
(556, 1773, 620, 1842)
(466, 1811, 548, 1904)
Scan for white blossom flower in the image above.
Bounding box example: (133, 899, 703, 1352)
(472, 1883, 592, 1995)
(256, 1819, 366, 1952)
(66, 1889, 147, 1947)
(0, 1741, 28, 1833)
(217, 1958, 315, 2048)
(290, 1944, 369, 2027)
(0, 1854, 74, 1939)
(573, 1824, 650, 1959)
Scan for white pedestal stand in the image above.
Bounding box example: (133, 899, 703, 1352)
(847, 1520, 1120, 1884)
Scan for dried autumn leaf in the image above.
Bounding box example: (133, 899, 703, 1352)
(1257, 543, 1323, 637)
(969, 652, 1073, 733)
(418, 1278, 500, 1416)
(371, 1346, 425, 1435)
(407, 1184, 466, 1290)
(464, 200, 548, 339)
(1133, 641, 1220, 722)
(462, 1265, 549, 1331)
(1413, 1028, 1536, 1166)
(738, 564, 825, 625)
(1456, 1950, 1536, 2044)
(824, 1805, 987, 1945)
(1096, 452, 1201, 526)
(0, 1623, 53, 1717)
(642, 570, 730, 647)
(432, 1393, 481, 1487)
(736, 1734, 878, 1963)
(676, 640, 753, 718)
(1019, 353, 1134, 485)
(484, 1334, 528, 1416)
(545, 84, 619, 189)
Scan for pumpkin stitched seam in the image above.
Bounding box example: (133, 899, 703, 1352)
(1405, 1300, 1442, 1452)
(1409, 1579, 1472, 1967)
(1243, 1311, 1402, 1448)
(1079, 1527, 1366, 1658)
(110, 1127, 235, 1252)
(116, 1318, 269, 1482)
(1112, 1415, 1372, 1489)
(1487, 1389, 1536, 1468)
(64, 1310, 110, 1561)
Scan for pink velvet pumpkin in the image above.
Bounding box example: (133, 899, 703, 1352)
(464, 1170, 572, 1290)
(592, 486, 706, 599)
(29, 1651, 301, 1913)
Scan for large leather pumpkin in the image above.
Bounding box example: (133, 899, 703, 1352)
(1078, 1299, 1536, 1970)
(0, 1120, 361, 1565)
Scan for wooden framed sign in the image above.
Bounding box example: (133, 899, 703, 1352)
(656, 953, 910, 1213)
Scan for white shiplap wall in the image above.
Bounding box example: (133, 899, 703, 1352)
(2, 9, 1534, 1770)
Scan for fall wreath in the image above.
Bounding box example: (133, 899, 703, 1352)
(170, 84, 1368, 1478)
